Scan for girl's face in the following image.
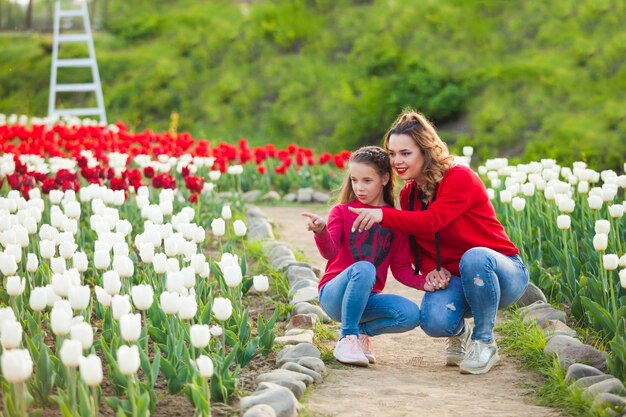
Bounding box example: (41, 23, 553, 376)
(349, 161, 388, 206)
(387, 134, 425, 182)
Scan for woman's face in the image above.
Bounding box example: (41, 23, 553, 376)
(387, 134, 424, 182)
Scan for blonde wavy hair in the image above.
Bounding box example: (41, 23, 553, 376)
(383, 110, 454, 200)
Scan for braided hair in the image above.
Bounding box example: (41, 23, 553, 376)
(336, 146, 396, 207)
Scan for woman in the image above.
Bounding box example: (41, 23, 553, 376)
(349, 110, 529, 375)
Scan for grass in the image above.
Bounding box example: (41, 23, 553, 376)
(496, 310, 596, 416)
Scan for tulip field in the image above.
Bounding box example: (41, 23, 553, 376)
(0, 114, 355, 417)
(0, 114, 625, 415)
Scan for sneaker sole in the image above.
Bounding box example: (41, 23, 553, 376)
(459, 353, 500, 375)
(365, 354, 376, 364)
(336, 357, 369, 367)
(445, 354, 463, 367)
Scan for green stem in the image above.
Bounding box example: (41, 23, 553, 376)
(91, 386, 99, 417)
(128, 375, 138, 417)
(68, 367, 77, 415)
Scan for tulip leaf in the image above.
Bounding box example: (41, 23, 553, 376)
(160, 356, 176, 380)
(139, 346, 152, 383)
(242, 277, 254, 295)
(580, 296, 615, 337)
(148, 326, 167, 345)
(150, 346, 161, 389)
(201, 300, 213, 324)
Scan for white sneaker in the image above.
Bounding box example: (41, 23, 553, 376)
(358, 334, 376, 364)
(459, 340, 499, 375)
(334, 335, 369, 367)
(445, 325, 471, 366)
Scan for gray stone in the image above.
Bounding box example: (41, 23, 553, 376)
(269, 245, 295, 263)
(271, 255, 298, 270)
(312, 191, 330, 203)
(288, 279, 320, 297)
(239, 382, 298, 417)
(275, 331, 314, 345)
(559, 344, 607, 372)
(515, 282, 547, 307)
(254, 373, 306, 399)
(585, 378, 626, 398)
(293, 302, 332, 323)
(243, 404, 277, 417)
(286, 266, 318, 286)
(287, 314, 317, 330)
(565, 363, 606, 382)
(276, 343, 321, 366)
(297, 357, 326, 375)
(282, 362, 323, 384)
(290, 286, 318, 304)
(282, 262, 317, 275)
(247, 207, 266, 219)
(523, 307, 568, 326)
(243, 190, 263, 202)
(285, 328, 314, 337)
(248, 221, 274, 241)
(262, 191, 281, 201)
(296, 188, 313, 203)
(574, 374, 615, 389)
(591, 393, 626, 413)
(518, 300, 552, 314)
(543, 320, 577, 338)
(544, 335, 582, 358)
(259, 369, 314, 386)
(284, 193, 296, 202)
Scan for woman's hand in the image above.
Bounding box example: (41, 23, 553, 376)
(301, 212, 326, 233)
(347, 207, 383, 232)
(424, 267, 451, 292)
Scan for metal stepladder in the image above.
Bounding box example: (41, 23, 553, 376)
(48, 0, 107, 124)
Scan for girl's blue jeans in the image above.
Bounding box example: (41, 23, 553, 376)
(319, 261, 421, 338)
(420, 247, 529, 343)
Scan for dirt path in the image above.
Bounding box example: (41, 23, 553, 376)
(261, 205, 561, 417)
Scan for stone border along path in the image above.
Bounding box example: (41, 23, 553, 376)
(245, 205, 568, 417)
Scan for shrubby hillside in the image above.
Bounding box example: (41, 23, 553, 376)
(0, 0, 624, 168)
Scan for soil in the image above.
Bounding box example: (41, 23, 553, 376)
(261, 205, 563, 417)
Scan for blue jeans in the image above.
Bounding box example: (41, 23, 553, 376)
(420, 247, 529, 343)
(319, 261, 421, 338)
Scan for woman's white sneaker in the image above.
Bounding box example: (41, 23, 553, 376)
(445, 325, 471, 366)
(459, 340, 499, 374)
(334, 335, 369, 367)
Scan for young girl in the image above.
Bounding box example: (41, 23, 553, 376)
(302, 146, 448, 366)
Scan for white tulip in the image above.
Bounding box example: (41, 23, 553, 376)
(68, 285, 90, 311)
(462, 146, 473, 157)
(115, 220, 132, 236)
(139, 243, 155, 263)
(181, 267, 196, 289)
(166, 271, 185, 294)
(588, 196, 603, 210)
(50, 257, 66, 274)
(64, 201, 81, 219)
(521, 182, 535, 197)
(191, 254, 206, 275)
(595, 220, 611, 235)
(0, 254, 18, 276)
(0, 308, 16, 337)
(211, 218, 226, 237)
(113, 242, 129, 257)
(577, 181, 589, 194)
(79, 354, 103, 387)
(609, 205, 624, 219)
(52, 273, 71, 297)
(212, 297, 232, 321)
(131, 285, 154, 311)
(208, 170, 221, 181)
(60, 339, 83, 368)
(1, 321, 22, 349)
(166, 257, 180, 273)
(29, 287, 47, 311)
(499, 190, 512, 203)
(45, 284, 61, 307)
(178, 295, 197, 320)
(486, 188, 495, 200)
(195, 355, 214, 378)
(72, 252, 88, 272)
(221, 204, 232, 220)
(113, 256, 134, 278)
(227, 165, 243, 175)
(160, 291, 180, 315)
(103, 271, 122, 296)
(209, 325, 223, 337)
(152, 253, 168, 274)
(233, 220, 247, 237)
(620, 269, 626, 289)
(511, 197, 525, 212)
(93, 250, 110, 270)
(120, 313, 142, 343)
(603, 254, 619, 271)
(6, 275, 25, 296)
(619, 254, 626, 268)
(71, 322, 94, 350)
(253, 274, 270, 292)
(95, 286, 111, 307)
(1, 349, 33, 383)
(49, 190, 64, 205)
(556, 215, 571, 230)
(50, 305, 72, 336)
(558, 198, 575, 214)
(111, 295, 131, 320)
(26, 253, 38, 272)
(222, 264, 242, 288)
(117, 345, 140, 376)
(39, 240, 56, 259)
(189, 324, 211, 348)
(593, 233, 608, 252)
